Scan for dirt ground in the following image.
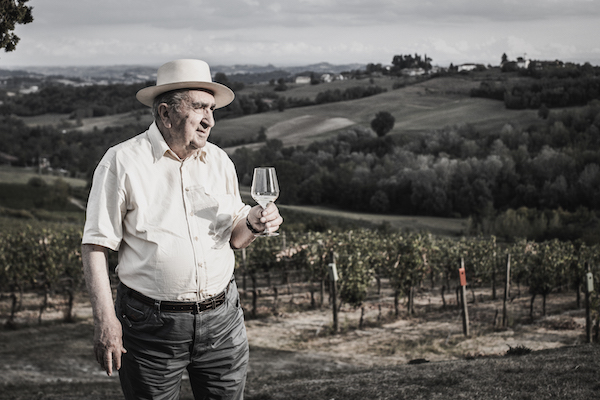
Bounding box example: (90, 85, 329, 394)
(0, 282, 598, 399)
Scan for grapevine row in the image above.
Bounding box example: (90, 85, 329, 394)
(241, 231, 600, 318)
(1, 226, 599, 326)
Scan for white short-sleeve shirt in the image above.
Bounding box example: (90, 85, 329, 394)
(82, 122, 250, 301)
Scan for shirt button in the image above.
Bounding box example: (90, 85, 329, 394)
(194, 236, 199, 241)
(185, 188, 190, 192)
(189, 211, 194, 216)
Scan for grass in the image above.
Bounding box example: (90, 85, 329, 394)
(3, 340, 598, 400)
(0, 165, 87, 187)
(0, 167, 87, 225)
(277, 204, 468, 236)
(215, 78, 541, 153)
(244, 345, 600, 400)
(20, 110, 154, 134)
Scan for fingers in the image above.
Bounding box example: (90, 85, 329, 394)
(94, 337, 126, 376)
(95, 345, 126, 376)
(261, 202, 278, 218)
(113, 346, 127, 372)
(104, 351, 114, 376)
(248, 204, 283, 233)
(260, 204, 283, 231)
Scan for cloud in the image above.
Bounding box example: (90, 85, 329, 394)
(31, 0, 600, 30)
(3, 0, 599, 67)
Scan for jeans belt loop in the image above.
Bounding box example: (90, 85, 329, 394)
(154, 299, 161, 312)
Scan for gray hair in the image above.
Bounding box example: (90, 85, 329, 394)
(151, 89, 191, 119)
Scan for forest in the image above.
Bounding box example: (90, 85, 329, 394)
(229, 100, 600, 243)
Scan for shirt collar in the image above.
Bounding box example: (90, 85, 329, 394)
(148, 122, 208, 163)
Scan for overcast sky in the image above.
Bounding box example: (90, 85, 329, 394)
(1, 0, 599, 69)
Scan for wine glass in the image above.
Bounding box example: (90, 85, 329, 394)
(251, 167, 280, 237)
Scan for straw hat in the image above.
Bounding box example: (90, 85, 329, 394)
(136, 59, 235, 109)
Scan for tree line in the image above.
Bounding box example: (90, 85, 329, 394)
(0, 77, 388, 122)
(0, 82, 148, 117)
(471, 62, 600, 110)
(0, 115, 141, 179)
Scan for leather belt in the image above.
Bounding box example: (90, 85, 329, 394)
(127, 286, 228, 314)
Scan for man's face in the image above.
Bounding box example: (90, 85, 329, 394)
(168, 90, 216, 156)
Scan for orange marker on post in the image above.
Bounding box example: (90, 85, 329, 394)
(459, 267, 467, 286)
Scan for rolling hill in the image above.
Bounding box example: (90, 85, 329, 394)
(216, 73, 540, 153)
(18, 70, 542, 154)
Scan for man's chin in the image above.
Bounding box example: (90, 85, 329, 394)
(191, 139, 208, 149)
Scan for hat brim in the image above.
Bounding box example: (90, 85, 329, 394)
(136, 81, 235, 109)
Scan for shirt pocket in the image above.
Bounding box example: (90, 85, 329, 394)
(187, 187, 234, 249)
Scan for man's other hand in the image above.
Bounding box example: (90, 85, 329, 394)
(93, 315, 127, 376)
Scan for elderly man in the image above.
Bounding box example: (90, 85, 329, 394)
(82, 59, 282, 400)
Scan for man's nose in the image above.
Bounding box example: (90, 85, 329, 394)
(202, 110, 215, 128)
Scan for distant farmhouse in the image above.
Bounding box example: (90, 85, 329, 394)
(401, 67, 427, 76)
(295, 73, 345, 84)
(500, 56, 565, 72)
(517, 57, 530, 69)
(295, 76, 311, 84)
(458, 64, 478, 72)
(320, 73, 345, 83)
(457, 63, 487, 72)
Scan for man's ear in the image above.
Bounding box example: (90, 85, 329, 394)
(157, 103, 172, 128)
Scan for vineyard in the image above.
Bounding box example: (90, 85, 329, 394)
(1, 223, 599, 339)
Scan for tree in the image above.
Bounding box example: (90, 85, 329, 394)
(538, 103, 550, 119)
(1, 0, 34, 52)
(371, 111, 395, 137)
(213, 72, 230, 86)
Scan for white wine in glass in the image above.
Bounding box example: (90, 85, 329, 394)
(251, 167, 280, 236)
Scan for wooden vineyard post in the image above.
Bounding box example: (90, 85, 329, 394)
(328, 252, 339, 334)
(502, 254, 511, 327)
(281, 231, 291, 292)
(459, 258, 470, 337)
(585, 263, 594, 343)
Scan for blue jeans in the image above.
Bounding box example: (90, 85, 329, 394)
(116, 279, 249, 400)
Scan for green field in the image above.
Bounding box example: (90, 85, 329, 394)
(215, 74, 540, 151)
(17, 72, 541, 153)
(239, 186, 468, 236)
(0, 165, 87, 187)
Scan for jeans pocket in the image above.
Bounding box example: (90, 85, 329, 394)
(119, 292, 164, 332)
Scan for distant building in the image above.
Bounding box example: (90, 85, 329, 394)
(516, 57, 530, 69)
(19, 86, 39, 94)
(320, 74, 333, 83)
(295, 76, 311, 84)
(318, 73, 346, 83)
(401, 68, 426, 76)
(457, 64, 478, 72)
